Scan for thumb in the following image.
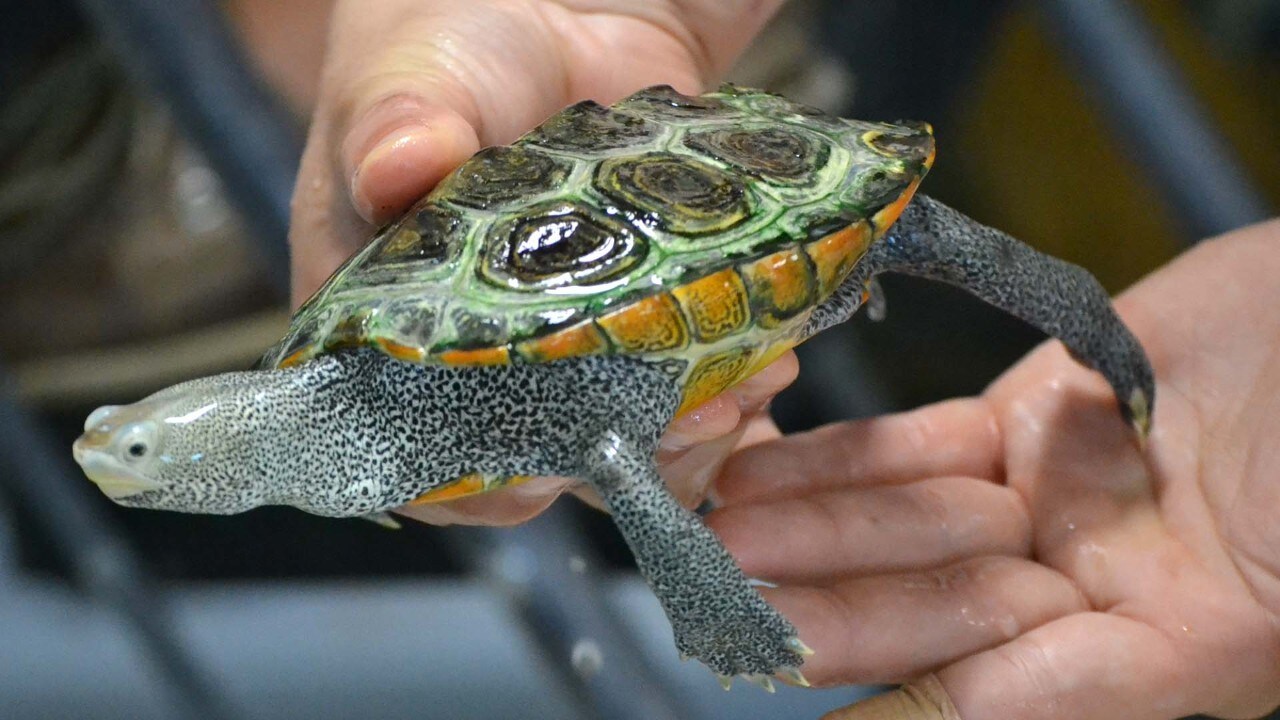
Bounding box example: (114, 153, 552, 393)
(323, 0, 579, 225)
(823, 676, 960, 720)
(288, 0, 584, 304)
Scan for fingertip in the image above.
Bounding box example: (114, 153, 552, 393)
(731, 350, 799, 413)
(661, 393, 741, 455)
(343, 97, 480, 223)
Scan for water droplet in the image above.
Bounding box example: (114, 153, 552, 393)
(571, 639, 603, 678)
(489, 545, 536, 587)
(997, 614, 1019, 638)
(174, 163, 231, 235)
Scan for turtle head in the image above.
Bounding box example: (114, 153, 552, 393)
(73, 371, 283, 514)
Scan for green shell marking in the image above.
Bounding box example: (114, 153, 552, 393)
(264, 84, 934, 381)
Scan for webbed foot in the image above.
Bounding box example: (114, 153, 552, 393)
(670, 593, 805, 680)
(581, 431, 807, 685)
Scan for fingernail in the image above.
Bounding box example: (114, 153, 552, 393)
(660, 395, 739, 453)
(732, 390, 771, 418)
(349, 125, 431, 221)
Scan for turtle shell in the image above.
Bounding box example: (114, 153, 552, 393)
(263, 84, 934, 412)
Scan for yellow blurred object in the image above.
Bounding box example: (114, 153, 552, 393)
(941, 2, 1278, 292)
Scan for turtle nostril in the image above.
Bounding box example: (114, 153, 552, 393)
(84, 405, 121, 432)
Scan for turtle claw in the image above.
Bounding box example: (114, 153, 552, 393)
(865, 278, 888, 321)
(1128, 387, 1152, 447)
(746, 674, 776, 693)
(786, 637, 815, 656)
(360, 512, 402, 530)
(777, 666, 811, 688)
(716, 674, 734, 691)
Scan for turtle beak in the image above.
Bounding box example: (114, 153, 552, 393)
(72, 431, 161, 500)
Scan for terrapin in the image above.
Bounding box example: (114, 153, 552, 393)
(73, 84, 1154, 686)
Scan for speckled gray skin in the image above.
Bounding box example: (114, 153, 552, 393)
(93, 348, 804, 677)
(808, 194, 1155, 434)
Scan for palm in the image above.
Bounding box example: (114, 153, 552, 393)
(712, 224, 1280, 719)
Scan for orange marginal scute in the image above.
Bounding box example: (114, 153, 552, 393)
(805, 220, 873, 298)
(516, 321, 610, 362)
(670, 268, 751, 343)
(596, 293, 690, 353)
(437, 345, 511, 366)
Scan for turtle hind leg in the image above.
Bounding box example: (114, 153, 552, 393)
(578, 427, 806, 682)
(857, 194, 1154, 437)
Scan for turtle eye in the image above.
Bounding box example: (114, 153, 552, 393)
(117, 422, 160, 464)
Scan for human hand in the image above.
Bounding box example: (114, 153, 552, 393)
(287, 0, 790, 525)
(708, 220, 1280, 719)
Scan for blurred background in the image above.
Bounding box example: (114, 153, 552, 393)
(1, 0, 1277, 718)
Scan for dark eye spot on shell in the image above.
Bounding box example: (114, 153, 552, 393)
(595, 153, 752, 236)
(432, 146, 571, 209)
(523, 100, 658, 151)
(684, 126, 829, 184)
(480, 202, 647, 290)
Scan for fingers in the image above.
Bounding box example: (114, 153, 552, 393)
(935, 613, 1194, 720)
(709, 476, 1032, 583)
(828, 609, 1277, 720)
(715, 398, 1003, 505)
(661, 350, 798, 457)
(342, 97, 480, 223)
(767, 556, 1087, 685)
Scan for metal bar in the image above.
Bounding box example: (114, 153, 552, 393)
(461, 506, 691, 720)
(0, 384, 238, 720)
(1036, 0, 1272, 241)
(73, 0, 300, 291)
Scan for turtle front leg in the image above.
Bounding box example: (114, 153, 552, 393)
(812, 194, 1155, 438)
(579, 430, 808, 687)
